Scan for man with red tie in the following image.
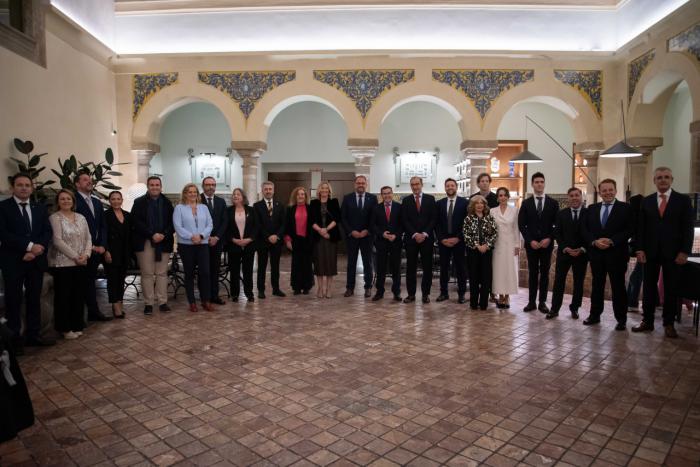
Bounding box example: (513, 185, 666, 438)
(632, 167, 694, 338)
(371, 186, 403, 301)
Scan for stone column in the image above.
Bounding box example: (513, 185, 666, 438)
(348, 139, 378, 186)
(691, 120, 700, 193)
(627, 137, 662, 197)
(232, 141, 267, 203)
(460, 140, 498, 195)
(131, 143, 159, 183)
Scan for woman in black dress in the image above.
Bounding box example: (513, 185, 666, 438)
(309, 181, 341, 298)
(284, 186, 314, 295)
(225, 188, 258, 302)
(104, 191, 133, 319)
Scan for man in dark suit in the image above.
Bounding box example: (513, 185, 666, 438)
(581, 178, 632, 330)
(74, 172, 112, 322)
(402, 176, 437, 304)
(469, 172, 499, 208)
(518, 172, 559, 313)
(0, 173, 54, 353)
(626, 193, 644, 311)
(632, 167, 694, 338)
(436, 178, 468, 303)
(341, 175, 377, 298)
(547, 187, 588, 320)
(201, 176, 228, 304)
(254, 181, 286, 298)
(371, 186, 402, 302)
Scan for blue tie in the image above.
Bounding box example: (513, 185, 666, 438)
(601, 203, 611, 227)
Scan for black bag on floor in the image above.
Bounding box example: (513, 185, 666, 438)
(0, 320, 34, 443)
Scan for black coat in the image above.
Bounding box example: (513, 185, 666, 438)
(0, 321, 34, 442)
(372, 201, 403, 241)
(341, 192, 377, 235)
(628, 194, 644, 256)
(200, 193, 228, 240)
(131, 194, 175, 253)
(0, 197, 52, 272)
(636, 191, 694, 261)
(582, 200, 633, 260)
(518, 195, 559, 249)
(285, 204, 314, 240)
(225, 205, 258, 253)
(104, 209, 133, 268)
(253, 198, 286, 242)
(469, 191, 499, 209)
(75, 192, 107, 247)
(554, 207, 587, 253)
(309, 198, 341, 242)
(401, 193, 437, 244)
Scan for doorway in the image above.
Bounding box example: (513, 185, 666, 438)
(268, 172, 312, 206)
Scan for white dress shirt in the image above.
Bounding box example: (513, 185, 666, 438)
(657, 189, 672, 208)
(14, 196, 33, 252)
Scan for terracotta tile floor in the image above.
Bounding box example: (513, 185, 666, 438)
(2, 262, 700, 466)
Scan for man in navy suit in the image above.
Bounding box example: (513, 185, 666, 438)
(581, 179, 632, 330)
(254, 181, 287, 298)
(201, 177, 228, 304)
(0, 173, 54, 353)
(632, 167, 694, 338)
(341, 175, 377, 298)
(401, 176, 438, 304)
(436, 178, 468, 304)
(74, 172, 111, 321)
(371, 186, 403, 301)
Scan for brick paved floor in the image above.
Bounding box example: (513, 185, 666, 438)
(2, 261, 700, 466)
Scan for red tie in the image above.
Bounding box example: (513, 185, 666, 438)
(659, 193, 668, 217)
(415, 194, 421, 213)
(385, 203, 391, 221)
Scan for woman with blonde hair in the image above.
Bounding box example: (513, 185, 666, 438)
(284, 186, 314, 294)
(309, 181, 341, 298)
(463, 195, 498, 310)
(225, 187, 258, 302)
(173, 183, 213, 312)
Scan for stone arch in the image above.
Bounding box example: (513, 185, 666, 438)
(481, 80, 602, 143)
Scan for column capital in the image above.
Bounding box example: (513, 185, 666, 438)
(576, 141, 604, 154)
(460, 140, 498, 159)
(231, 140, 267, 158)
(348, 141, 377, 183)
(627, 136, 662, 156)
(132, 148, 158, 183)
(132, 141, 160, 154)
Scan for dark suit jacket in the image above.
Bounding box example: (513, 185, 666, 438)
(401, 193, 437, 244)
(131, 194, 175, 253)
(0, 198, 52, 271)
(582, 200, 632, 260)
(469, 191, 499, 209)
(285, 204, 314, 240)
(104, 209, 133, 268)
(225, 205, 258, 252)
(75, 192, 107, 247)
(309, 198, 341, 242)
(341, 192, 377, 236)
(636, 191, 693, 261)
(253, 198, 286, 243)
(554, 207, 587, 253)
(372, 201, 403, 242)
(518, 195, 559, 250)
(200, 194, 228, 240)
(436, 196, 468, 243)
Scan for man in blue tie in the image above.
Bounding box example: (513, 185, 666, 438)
(341, 175, 377, 298)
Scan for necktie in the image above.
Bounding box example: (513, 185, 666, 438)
(447, 199, 454, 234)
(20, 202, 31, 230)
(536, 197, 543, 216)
(572, 209, 578, 222)
(86, 195, 95, 217)
(358, 194, 363, 210)
(385, 203, 391, 222)
(267, 200, 273, 217)
(659, 193, 668, 218)
(415, 194, 421, 213)
(207, 197, 213, 211)
(601, 203, 611, 227)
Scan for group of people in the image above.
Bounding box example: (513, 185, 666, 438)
(0, 164, 694, 355)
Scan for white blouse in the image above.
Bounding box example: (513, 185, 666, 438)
(48, 212, 92, 268)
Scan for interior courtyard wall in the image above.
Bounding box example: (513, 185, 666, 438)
(653, 83, 693, 192)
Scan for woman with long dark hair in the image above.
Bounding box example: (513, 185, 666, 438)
(285, 186, 314, 295)
(104, 191, 133, 318)
(225, 188, 258, 302)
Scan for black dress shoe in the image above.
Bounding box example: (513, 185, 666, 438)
(583, 317, 600, 325)
(293, 290, 301, 295)
(393, 295, 402, 302)
(302, 289, 309, 295)
(344, 289, 354, 297)
(159, 304, 171, 313)
(436, 294, 449, 302)
(246, 295, 255, 302)
(403, 296, 415, 303)
(24, 336, 56, 347)
(422, 296, 430, 304)
(88, 312, 113, 322)
(632, 321, 654, 332)
(545, 311, 559, 320)
(371, 294, 383, 301)
(258, 291, 266, 299)
(364, 289, 372, 298)
(144, 305, 153, 315)
(571, 310, 579, 319)
(211, 297, 226, 305)
(272, 289, 286, 297)
(538, 303, 550, 314)
(523, 303, 536, 312)
(615, 323, 626, 331)
(457, 296, 466, 304)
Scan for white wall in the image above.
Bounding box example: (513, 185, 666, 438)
(375, 101, 462, 194)
(653, 82, 692, 193)
(0, 30, 116, 192)
(154, 102, 241, 194)
(497, 102, 575, 194)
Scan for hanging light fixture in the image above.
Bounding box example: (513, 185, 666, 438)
(601, 101, 642, 158)
(510, 116, 543, 164)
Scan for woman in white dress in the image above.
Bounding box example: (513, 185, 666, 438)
(491, 187, 520, 308)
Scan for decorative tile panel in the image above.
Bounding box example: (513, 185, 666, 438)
(132, 72, 178, 120)
(432, 69, 534, 120)
(554, 69, 603, 118)
(628, 49, 655, 103)
(313, 69, 415, 119)
(198, 71, 296, 119)
(668, 22, 700, 63)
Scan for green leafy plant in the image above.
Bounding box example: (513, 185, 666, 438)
(9, 138, 56, 202)
(52, 148, 127, 200)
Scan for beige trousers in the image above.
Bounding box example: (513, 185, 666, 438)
(136, 241, 169, 306)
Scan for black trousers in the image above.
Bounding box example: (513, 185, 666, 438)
(85, 254, 102, 317)
(291, 236, 314, 292)
(52, 266, 87, 333)
(525, 247, 553, 305)
(439, 242, 466, 297)
(375, 239, 402, 296)
(405, 241, 433, 297)
(178, 244, 211, 304)
(550, 252, 588, 313)
(208, 243, 223, 300)
(467, 249, 492, 309)
(105, 264, 127, 303)
(642, 257, 681, 326)
(346, 236, 373, 290)
(229, 246, 255, 298)
(1, 262, 43, 339)
(257, 242, 282, 292)
(589, 252, 628, 324)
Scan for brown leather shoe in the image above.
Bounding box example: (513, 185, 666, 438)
(189, 303, 199, 313)
(664, 325, 678, 338)
(202, 302, 215, 312)
(631, 321, 654, 332)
